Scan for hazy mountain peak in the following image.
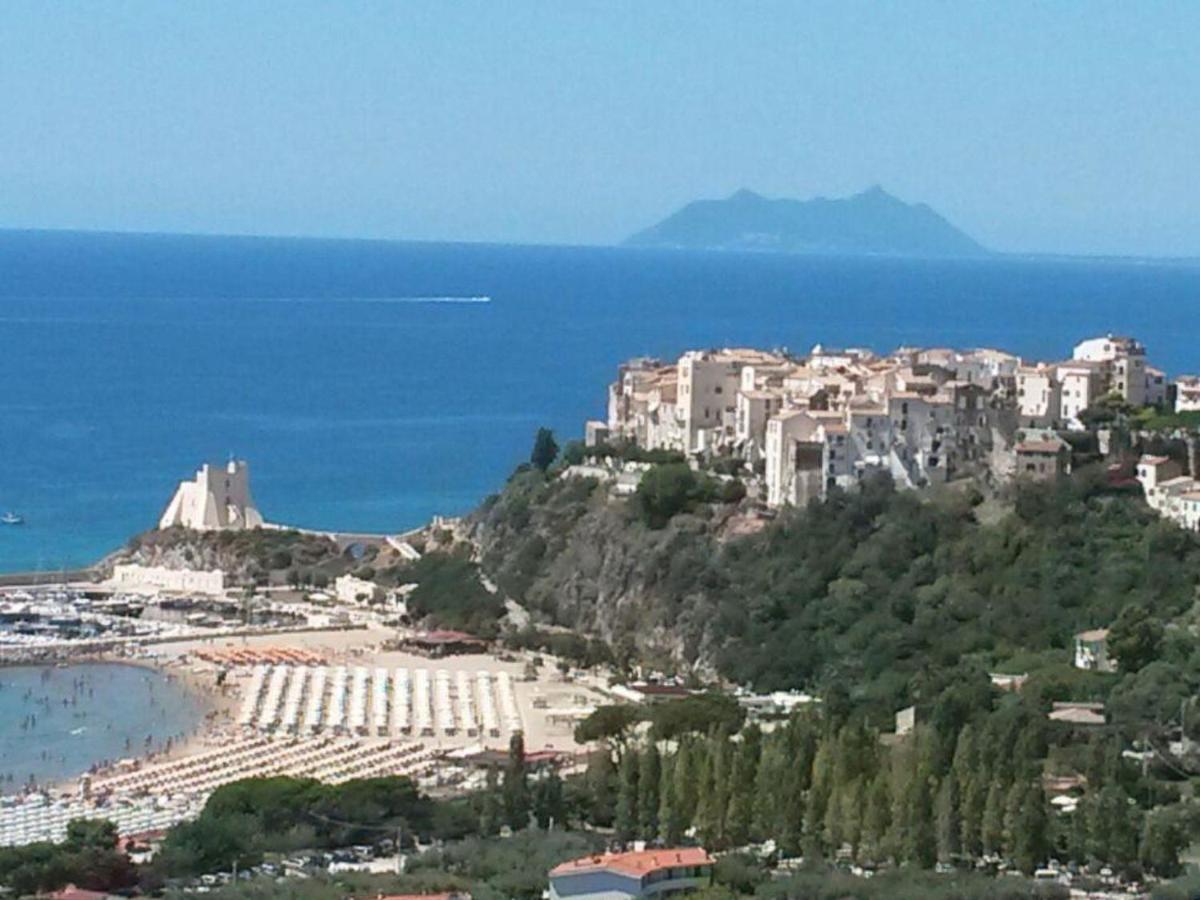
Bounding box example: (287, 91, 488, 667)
(626, 186, 986, 257)
(728, 187, 766, 203)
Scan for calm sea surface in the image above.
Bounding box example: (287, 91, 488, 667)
(0, 663, 206, 792)
(1, 230, 1199, 572)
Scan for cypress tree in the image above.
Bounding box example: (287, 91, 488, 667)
(951, 725, 983, 856)
(502, 732, 530, 830)
(805, 738, 835, 857)
(725, 725, 761, 847)
(615, 747, 640, 842)
(479, 765, 502, 835)
(1011, 783, 1049, 874)
(1105, 786, 1141, 866)
(638, 743, 661, 840)
(658, 753, 682, 845)
(909, 773, 937, 868)
(693, 739, 715, 842)
(863, 771, 892, 863)
(841, 777, 867, 859)
(1068, 805, 1089, 866)
(532, 772, 566, 830)
(1140, 808, 1185, 877)
(981, 780, 1006, 856)
(673, 739, 699, 830)
(699, 734, 732, 847)
(1002, 779, 1026, 858)
(935, 774, 961, 862)
(585, 750, 617, 827)
(752, 737, 784, 840)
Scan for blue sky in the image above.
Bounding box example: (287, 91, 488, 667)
(1, 2, 1197, 256)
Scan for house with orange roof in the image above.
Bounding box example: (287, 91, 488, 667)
(548, 847, 713, 900)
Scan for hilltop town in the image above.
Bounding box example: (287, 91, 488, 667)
(589, 334, 1193, 509)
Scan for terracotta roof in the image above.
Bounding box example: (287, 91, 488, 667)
(1049, 707, 1106, 726)
(550, 847, 714, 879)
(1140, 455, 1170, 465)
(1159, 476, 1196, 488)
(46, 888, 114, 900)
(408, 630, 486, 644)
(1075, 628, 1109, 642)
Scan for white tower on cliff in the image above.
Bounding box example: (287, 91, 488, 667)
(159, 460, 265, 531)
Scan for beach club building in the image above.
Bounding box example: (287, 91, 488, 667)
(549, 848, 714, 900)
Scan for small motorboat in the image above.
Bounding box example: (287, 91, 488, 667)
(1, 512, 24, 526)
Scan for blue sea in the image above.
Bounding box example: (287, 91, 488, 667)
(1, 230, 1199, 573)
(0, 663, 207, 792)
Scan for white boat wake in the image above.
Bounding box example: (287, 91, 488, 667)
(244, 295, 492, 305)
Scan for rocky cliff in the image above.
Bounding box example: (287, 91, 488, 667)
(467, 471, 737, 672)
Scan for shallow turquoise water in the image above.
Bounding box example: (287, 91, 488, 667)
(0, 663, 207, 793)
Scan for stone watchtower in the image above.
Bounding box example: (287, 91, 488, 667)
(159, 460, 265, 531)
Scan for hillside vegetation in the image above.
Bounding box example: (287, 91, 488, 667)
(470, 467, 1200, 722)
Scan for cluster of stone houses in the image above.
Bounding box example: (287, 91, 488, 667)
(591, 334, 1179, 509)
(1136, 454, 1200, 531)
(1015, 334, 1167, 430)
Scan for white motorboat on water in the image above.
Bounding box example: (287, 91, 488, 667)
(1, 512, 24, 526)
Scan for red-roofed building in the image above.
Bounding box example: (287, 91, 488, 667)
(397, 630, 488, 657)
(44, 886, 119, 900)
(549, 848, 713, 900)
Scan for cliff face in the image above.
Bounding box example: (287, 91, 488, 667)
(467, 472, 729, 671)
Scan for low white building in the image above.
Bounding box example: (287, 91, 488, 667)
(1074, 629, 1115, 673)
(1176, 376, 1200, 413)
(110, 564, 226, 595)
(335, 574, 379, 605)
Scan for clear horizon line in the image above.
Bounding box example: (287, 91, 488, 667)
(0, 222, 1198, 265)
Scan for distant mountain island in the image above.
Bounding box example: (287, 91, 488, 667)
(625, 186, 988, 257)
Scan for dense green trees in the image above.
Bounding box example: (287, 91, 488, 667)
(1107, 603, 1164, 673)
(477, 465, 1200, 725)
(399, 550, 506, 636)
(151, 776, 433, 879)
(635, 463, 707, 528)
(573, 704, 644, 746)
(570, 697, 1183, 877)
(531, 428, 560, 472)
(634, 463, 742, 528)
(711, 472, 1200, 710)
(0, 818, 137, 896)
